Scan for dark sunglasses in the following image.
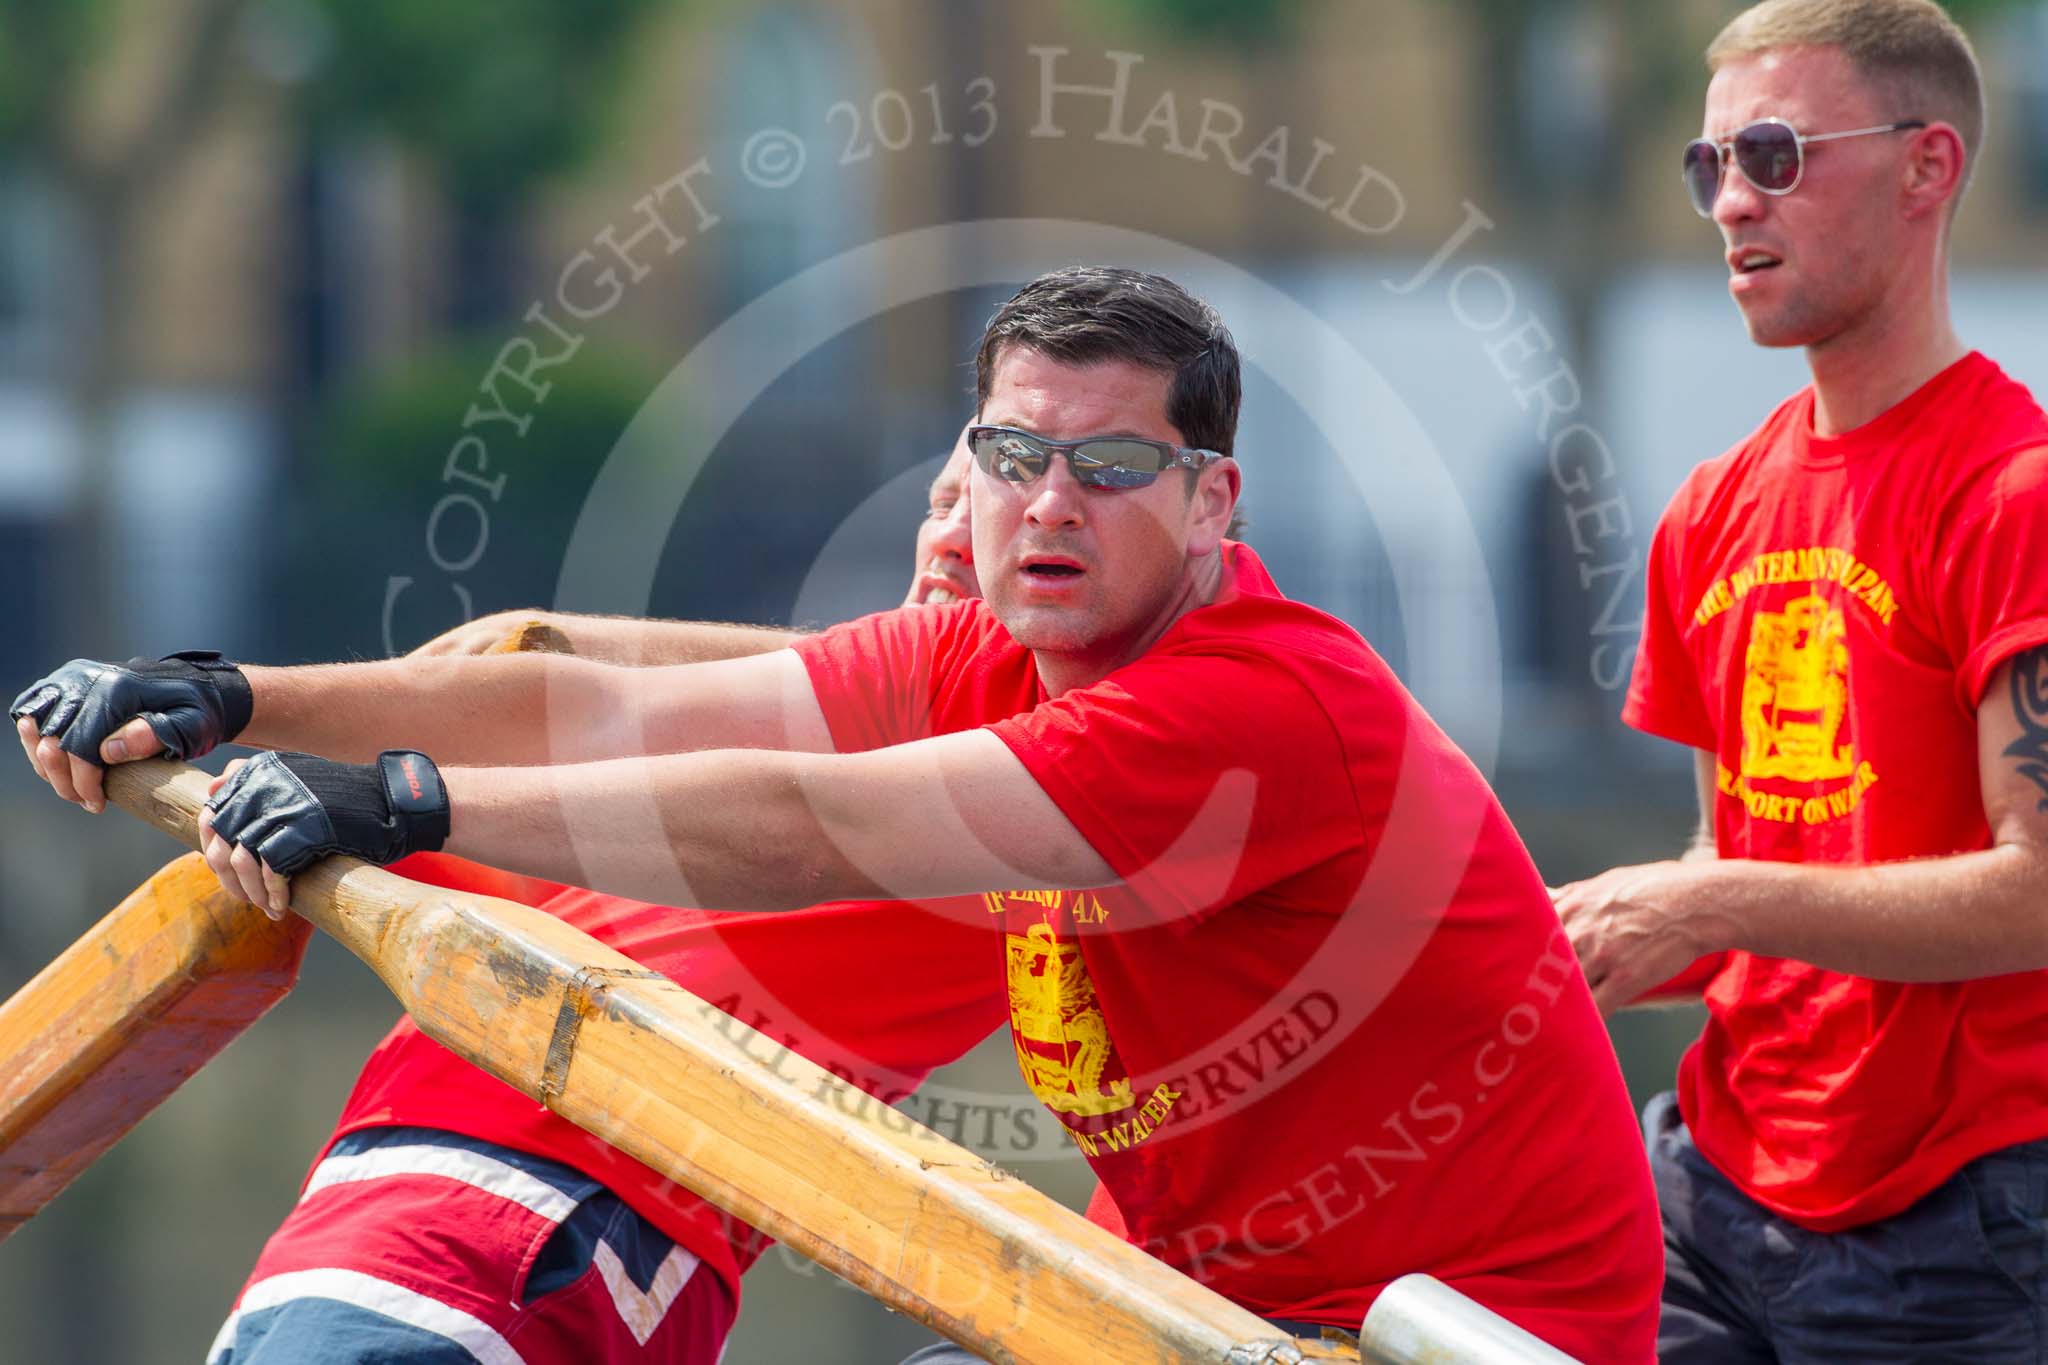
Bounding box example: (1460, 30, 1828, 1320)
(966, 424, 1223, 490)
(1682, 117, 1926, 218)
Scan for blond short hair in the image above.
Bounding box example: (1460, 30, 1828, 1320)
(1708, 0, 1985, 196)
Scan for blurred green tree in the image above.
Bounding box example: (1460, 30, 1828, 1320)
(0, 0, 682, 660)
(0, 2, 110, 149)
(302, 0, 675, 326)
(0, 7, 676, 1351)
(1943, 0, 2028, 22)
(291, 341, 662, 659)
(0, 0, 263, 670)
(1085, 0, 1300, 47)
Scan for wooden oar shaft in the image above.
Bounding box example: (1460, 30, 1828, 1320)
(0, 853, 311, 1241)
(97, 758, 1344, 1365)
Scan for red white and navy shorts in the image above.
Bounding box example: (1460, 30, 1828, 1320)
(207, 1126, 736, 1365)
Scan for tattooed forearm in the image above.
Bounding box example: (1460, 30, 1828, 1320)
(2003, 646, 2048, 813)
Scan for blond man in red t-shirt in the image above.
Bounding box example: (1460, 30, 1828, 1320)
(1553, 1, 2048, 1359)
(16, 267, 1664, 1359)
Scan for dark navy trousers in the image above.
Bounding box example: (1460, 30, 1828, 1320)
(1650, 1090, 2048, 1363)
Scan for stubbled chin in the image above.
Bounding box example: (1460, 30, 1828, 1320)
(1735, 300, 1821, 350)
(1002, 615, 1088, 654)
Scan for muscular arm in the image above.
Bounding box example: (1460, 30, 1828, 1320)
(1562, 646, 2048, 1009)
(15, 628, 823, 813)
(238, 648, 833, 767)
(411, 609, 802, 666)
(435, 728, 1116, 910)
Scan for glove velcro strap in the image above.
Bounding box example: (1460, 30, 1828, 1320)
(162, 650, 255, 743)
(377, 750, 451, 852)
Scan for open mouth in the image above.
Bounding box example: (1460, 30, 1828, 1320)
(1023, 561, 1084, 580)
(914, 569, 973, 605)
(1731, 249, 1783, 275)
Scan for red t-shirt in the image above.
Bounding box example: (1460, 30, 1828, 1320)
(326, 855, 1007, 1296)
(1625, 351, 2048, 1232)
(796, 543, 1661, 1362)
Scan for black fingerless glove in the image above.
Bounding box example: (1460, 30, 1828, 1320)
(206, 750, 451, 876)
(9, 651, 254, 763)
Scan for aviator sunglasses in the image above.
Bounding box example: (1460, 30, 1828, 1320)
(966, 424, 1224, 490)
(1682, 116, 1926, 217)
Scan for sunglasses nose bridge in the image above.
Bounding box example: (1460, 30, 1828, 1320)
(1045, 446, 1095, 490)
(1714, 140, 1783, 224)
(1020, 441, 1086, 490)
(1021, 452, 1089, 526)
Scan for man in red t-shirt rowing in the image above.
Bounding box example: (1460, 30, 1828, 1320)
(17, 266, 1663, 1361)
(16, 441, 1003, 1364)
(1552, 2, 2048, 1359)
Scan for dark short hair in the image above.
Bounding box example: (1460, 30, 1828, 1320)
(973, 267, 1242, 457)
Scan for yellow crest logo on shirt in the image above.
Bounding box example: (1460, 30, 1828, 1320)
(1739, 593, 1854, 782)
(1004, 922, 1134, 1118)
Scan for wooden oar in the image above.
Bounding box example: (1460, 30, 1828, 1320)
(0, 853, 312, 1243)
(85, 755, 1355, 1364)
